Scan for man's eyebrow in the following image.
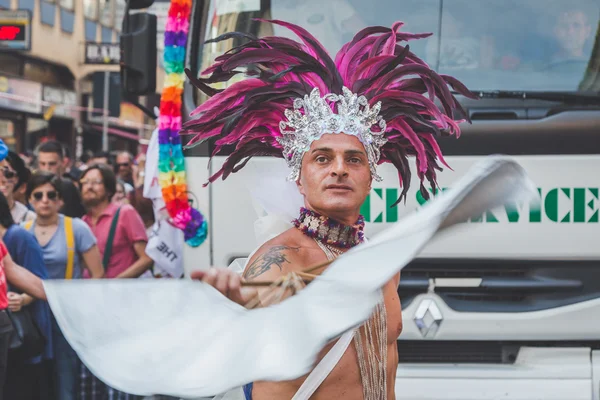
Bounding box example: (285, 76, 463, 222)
(345, 149, 367, 156)
(310, 147, 333, 154)
(310, 147, 366, 156)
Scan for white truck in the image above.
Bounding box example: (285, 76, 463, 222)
(178, 0, 600, 398)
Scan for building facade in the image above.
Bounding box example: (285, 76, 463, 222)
(0, 0, 163, 157)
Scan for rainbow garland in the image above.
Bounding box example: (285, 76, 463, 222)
(158, 0, 207, 247)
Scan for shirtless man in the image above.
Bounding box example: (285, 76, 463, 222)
(193, 133, 402, 399)
(186, 18, 471, 399)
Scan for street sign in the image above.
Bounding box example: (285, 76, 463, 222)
(0, 10, 31, 51)
(84, 42, 120, 64)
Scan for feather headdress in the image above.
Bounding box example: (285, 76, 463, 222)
(181, 19, 477, 205)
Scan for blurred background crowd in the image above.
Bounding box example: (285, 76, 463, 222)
(0, 138, 174, 400)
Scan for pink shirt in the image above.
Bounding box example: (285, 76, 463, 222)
(83, 203, 148, 278)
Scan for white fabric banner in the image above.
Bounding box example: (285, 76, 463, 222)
(143, 127, 162, 201)
(145, 219, 184, 278)
(44, 156, 538, 398)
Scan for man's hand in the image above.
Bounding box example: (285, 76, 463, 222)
(8, 292, 24, 312)
(191, 268, 256, 306)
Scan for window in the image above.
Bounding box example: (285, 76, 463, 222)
(0, 54, 21, 76)
(23, 61, 74, 87)
(60, 8, 75, 33)
(0, 120, 16, 151)
(18, 0, 35, 13)
(195, 0, 600, 96)
(85, 19, 98, 41)
(114, 0, 125, 31)
(60, 0, 74, 10)
(101, 26, 112, 42)
(25, 118, 49, 152)
(40, 1, 56, 26)
(100, 0, 113, 27)
(84, 0, 98, 20)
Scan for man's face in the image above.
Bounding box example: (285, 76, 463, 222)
(0, 159, 17, 200)
(297, 133, 372, 219)
(38, 151, 63, 175)
(554, 11, 591, 56)
(29, 182, 62, 218)
(81, 169, 109, 207)
(116, 153, 132, 178)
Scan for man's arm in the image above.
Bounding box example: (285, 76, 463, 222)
(115, 241, 153, 278)
(114, 206, 152, 278)
(243, 245, 300, 281)
(81, 245, 105, 279)
(191, 244, 302, 307)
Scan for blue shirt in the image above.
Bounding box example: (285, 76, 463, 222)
(23, 214, 97, 280)
(4, 224, 53, 363)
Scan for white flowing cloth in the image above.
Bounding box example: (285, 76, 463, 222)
(43, 156, 537, 399)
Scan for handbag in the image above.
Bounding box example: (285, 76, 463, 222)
(7, 307, 46, 360)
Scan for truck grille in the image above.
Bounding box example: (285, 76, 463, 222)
(399, 259, 598, 312)
(397, 341, 518, 364)
(397, 341, 600, 364)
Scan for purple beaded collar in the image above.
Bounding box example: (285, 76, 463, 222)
(293, 207, 365, 249)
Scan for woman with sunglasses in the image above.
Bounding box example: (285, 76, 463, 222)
(25, 171, 104, 400)
(0, 151, 35, 223)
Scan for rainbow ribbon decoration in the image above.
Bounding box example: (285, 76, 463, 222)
(158, 0, 207, 247)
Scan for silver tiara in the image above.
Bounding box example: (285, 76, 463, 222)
(277, 86, 388, 182)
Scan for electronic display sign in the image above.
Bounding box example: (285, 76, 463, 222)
(0, 10, 31, 51)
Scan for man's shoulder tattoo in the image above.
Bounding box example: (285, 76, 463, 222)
(243, 245, 300, 280)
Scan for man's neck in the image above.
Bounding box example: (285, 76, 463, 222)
(37, 214, 59, 227)
(0, 225, 6, 239)
(309, 208, 361, 226)
(327, 212, 361, 226)
(6, 196, 14, 210)
(295, 207, 365, 249)
(88, 200, 111, 220)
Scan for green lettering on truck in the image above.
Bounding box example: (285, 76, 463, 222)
(361, 187, 599, 224)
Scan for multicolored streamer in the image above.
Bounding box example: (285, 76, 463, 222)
(158, 0, 207, 247)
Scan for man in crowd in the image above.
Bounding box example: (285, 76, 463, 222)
(91, 151, 111, 166)
(63, 147, 83, 181)
(36, 141, 86, 218)
(78, 163, 152, 399)
(115, 151, 135, 187)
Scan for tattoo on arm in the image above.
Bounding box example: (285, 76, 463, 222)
(243, 246, 299, 280)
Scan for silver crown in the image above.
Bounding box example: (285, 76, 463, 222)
(277, 86, 387, 182)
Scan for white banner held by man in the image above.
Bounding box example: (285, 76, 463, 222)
(44, 156, 538, 398)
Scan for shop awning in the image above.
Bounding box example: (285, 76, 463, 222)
(86, 124, 140, 141)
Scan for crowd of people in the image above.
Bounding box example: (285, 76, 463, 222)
(0, 139, 167, 400)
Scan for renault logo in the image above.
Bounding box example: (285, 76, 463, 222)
(413, 299, 443, 338)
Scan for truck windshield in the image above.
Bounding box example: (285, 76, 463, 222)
(195, 0, 600, 103)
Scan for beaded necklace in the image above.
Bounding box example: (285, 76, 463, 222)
(292, 207, 365, 249)
(294, 207, 388, 400)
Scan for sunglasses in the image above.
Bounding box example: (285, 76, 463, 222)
(32, 191, 58, 201)
(2, 168, 17, 180)
(117, 163, 130, 168)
